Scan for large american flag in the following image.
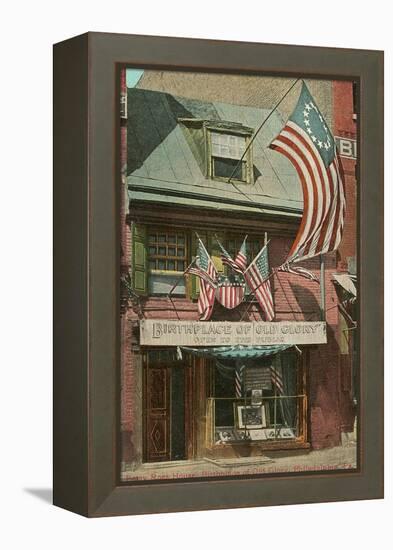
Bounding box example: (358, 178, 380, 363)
(244, 244, 275, 321)
(270, 82, 346, 267)
(195, 237, 218, 321)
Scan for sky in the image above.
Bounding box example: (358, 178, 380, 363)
(126, 68, 144, 88)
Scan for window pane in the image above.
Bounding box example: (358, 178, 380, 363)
(148, 229, 188, 274)
(216, 401, 234, 427)
(213, 158, 244, 180)
(225, 237, 263, 264)
(211, 132, 246, 159)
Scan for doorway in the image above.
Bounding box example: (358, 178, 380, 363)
(143, 350, 189, 463)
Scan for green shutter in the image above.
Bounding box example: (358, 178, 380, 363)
(132, 223, 148, 296)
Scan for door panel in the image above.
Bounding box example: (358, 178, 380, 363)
(145, 367, 171, 462)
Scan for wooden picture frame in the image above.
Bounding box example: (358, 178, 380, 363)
(53, 32, 383, 517)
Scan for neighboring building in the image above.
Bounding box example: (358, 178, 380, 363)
(136, 70, 334, 128)
(120, 75, 357, 474)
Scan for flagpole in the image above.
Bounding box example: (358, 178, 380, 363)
(244, 240, 270, 272)
(320, 254, 326, 321)
(167, 258, 197, 298)
(227, 78, 301, 184)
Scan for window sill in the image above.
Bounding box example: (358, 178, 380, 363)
(208, 439, 310, 457)
(210, 175, 250, 185)
(150, 270, 185, 276)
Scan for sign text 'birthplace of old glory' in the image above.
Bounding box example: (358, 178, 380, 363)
(140, 320, 327, 346)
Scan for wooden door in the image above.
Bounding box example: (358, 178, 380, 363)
(143, 353, 207, 463)
(144, 366, 171, 462)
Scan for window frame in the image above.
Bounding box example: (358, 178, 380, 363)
(146, 227, 191, 297)
(147, 227, 189, 276)
(208, 349, 308, 450)
(205, 124, 254, 185)
(226, 233, 265, 263)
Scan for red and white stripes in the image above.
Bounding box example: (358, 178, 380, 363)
(234, 250, 247, 272)
(270, 121, 345, 264)
(244, 268, 274, 321)
(270, 364, 284, 394)
(243, 245, 275, 322)
(216, 282, 245, 310)
(198, 260, 217, 321)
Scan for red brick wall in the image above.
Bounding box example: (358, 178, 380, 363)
(333, 80, 357, 269)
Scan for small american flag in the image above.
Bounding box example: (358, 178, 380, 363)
(216, 278, 246, 309)
(234, 236, 248, 272)
(195, 237, 218, 321)
(216, 236, 248, 275)
(186, 263, 218, 288)
(270, 82, 345, 268)
(244, 244, 275, 321)
(278, 262, 319, 282)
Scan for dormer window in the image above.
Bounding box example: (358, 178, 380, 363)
(207, 126, 253, 184)
(178, 118, 254, 184)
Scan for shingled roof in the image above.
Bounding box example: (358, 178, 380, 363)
(127, 88, 303, 218)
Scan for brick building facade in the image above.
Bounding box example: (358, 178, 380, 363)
(119, 72, 357, 477)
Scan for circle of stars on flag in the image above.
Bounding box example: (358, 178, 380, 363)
(303, 101, 332, 151)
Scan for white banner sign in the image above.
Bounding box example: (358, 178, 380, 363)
(140, 320, 327, 347)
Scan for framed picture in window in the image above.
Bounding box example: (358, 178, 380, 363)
(251, 388, 263, 405)
(235, 404, 268, 429)
(54, 32, 383, 517)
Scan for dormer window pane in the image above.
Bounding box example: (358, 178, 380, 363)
(211, 132, 246, 160)
(213, 157, 244, 180)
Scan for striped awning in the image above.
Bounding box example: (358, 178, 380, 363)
(181, 344, 292, 360)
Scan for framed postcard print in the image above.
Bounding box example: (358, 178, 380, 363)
(53, 32, 383, 517)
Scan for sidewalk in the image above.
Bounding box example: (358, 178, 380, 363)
(121, 443, 357, 482)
